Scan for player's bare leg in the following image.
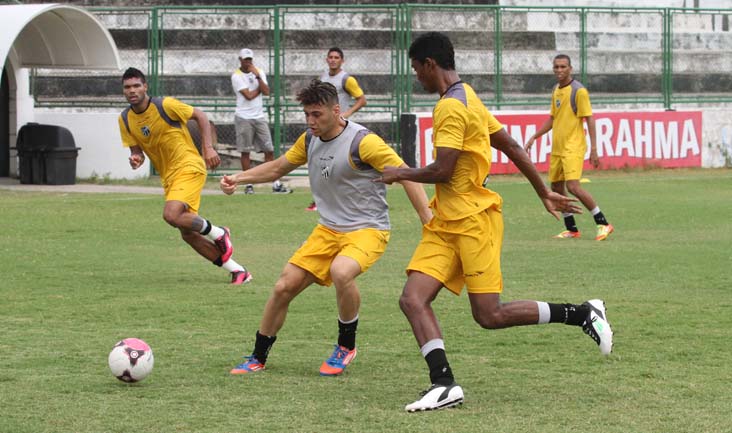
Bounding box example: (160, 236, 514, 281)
(552, 181, 581, 238)
(566, 180, 613, 240)
(320, 256, 362, 376)
(229, 264, 314, 374)
(259, 264, 314, 336)
(163, 200, 249, 282)
(400, 271, 464, 412)
(566, 179, 597, 210)
(468, 293, 540, 329)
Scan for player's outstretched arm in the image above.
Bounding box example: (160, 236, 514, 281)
(220, 155, 298, 195)
(395, 164, 433, 225)
(491, 128, 581, 220)
(378, 147, 460, 186)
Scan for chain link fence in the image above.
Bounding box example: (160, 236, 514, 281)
(278, 5, 400, 151)
(670, 8, 732, 103)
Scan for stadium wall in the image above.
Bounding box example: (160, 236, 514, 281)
(31, 106, 732, 180)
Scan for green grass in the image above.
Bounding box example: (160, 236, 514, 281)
(1, 168, 731, 433)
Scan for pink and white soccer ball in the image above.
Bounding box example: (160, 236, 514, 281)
(108, 338, 154, 382)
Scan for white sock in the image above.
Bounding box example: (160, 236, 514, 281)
(591, 206, 601, 216)
(562, 212, 574, 218)
(537, 301, 551, 324)
(222, 258, 245, 273)
(273, 179, 282, 188)
(420, 339, 445, 358)
(204, 223, 225, 241)
(338, 314, 359, 324)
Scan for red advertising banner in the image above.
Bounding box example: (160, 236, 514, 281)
(416, 111, 702, 174)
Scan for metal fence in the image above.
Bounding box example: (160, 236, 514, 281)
(30, 4, 732, 162)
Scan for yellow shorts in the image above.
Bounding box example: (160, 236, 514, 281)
(289, 224, 390, 286)
(549, 153, 584, 183)
(163, 170, 206, 214)
(407, 207, 503, 295)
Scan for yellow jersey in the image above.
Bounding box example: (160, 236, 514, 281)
(550, 80, 592, 156)
(431, 82, 504, 221)
(118, 97, 205, 183)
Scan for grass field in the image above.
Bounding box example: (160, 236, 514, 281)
(1, 168, 731, 433)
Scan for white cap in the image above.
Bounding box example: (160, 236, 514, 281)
(238, 48, 254, 59)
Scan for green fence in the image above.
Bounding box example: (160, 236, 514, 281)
(30, 3, 732, 160)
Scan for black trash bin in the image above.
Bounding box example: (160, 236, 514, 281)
(16, 123, 46, 184)
(16, 123, 80, 185)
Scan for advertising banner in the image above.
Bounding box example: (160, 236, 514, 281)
(415, 111, 702, 174)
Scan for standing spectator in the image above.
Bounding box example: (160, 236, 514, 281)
(118, 67, 252, 285)
(305, 47, 368, 212)
(524, 54, 614, 240)
(232, 48, 291, 195)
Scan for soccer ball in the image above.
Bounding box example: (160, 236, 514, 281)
(108, 338, 154, 383)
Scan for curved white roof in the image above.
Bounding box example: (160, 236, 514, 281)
(0, 3, 120, 70)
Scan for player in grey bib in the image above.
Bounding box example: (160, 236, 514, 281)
(320, 70, 355, 114)
(305, 121, 389, 231)
(219, 80, 431, 378)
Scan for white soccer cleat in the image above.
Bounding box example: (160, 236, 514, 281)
(582, 299, 613, 355)
(405, 383, 464, 412)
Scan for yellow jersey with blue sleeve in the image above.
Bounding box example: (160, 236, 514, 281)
(118, 97, 205, 183)
(550, 80, 592, 156)
(431, 81, 504, 221)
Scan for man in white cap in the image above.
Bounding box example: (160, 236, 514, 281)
(231, 48, 291, 194)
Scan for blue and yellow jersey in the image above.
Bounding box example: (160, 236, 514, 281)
(550, 80, 592, 156)
(431, 82, 503, 221)
(118, 97, 205, 182)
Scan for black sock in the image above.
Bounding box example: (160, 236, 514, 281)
(199, 219, 212, 235)
(337, 318, 358, 350)
(425, 348, 454, 386)
(547, 303, 590, 326)
(253, 330, 277, 364)
(564, 215, 578, 232)
(593, 211, 609, 226)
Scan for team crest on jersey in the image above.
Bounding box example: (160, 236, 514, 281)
(555, 99, 561, 108)
(319, 155, 333, 179)
(141, 126, 151, 137)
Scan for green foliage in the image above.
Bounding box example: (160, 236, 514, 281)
(1, 168, 731, 433)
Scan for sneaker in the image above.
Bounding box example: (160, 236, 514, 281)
(405, 383, 464, 412)
(230, 355, 264, 374)
(214, 227, 233, 263)
(582, 299, 613, 355)
(305, 201, 318, 212)
(554, 230, 581, 239)
(272, 183, 293, 194)
(595, 224, 614, 241)
(244, 184, 255, 195)
(231, 270, 253, 285)
(319, 345, 357, 376)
